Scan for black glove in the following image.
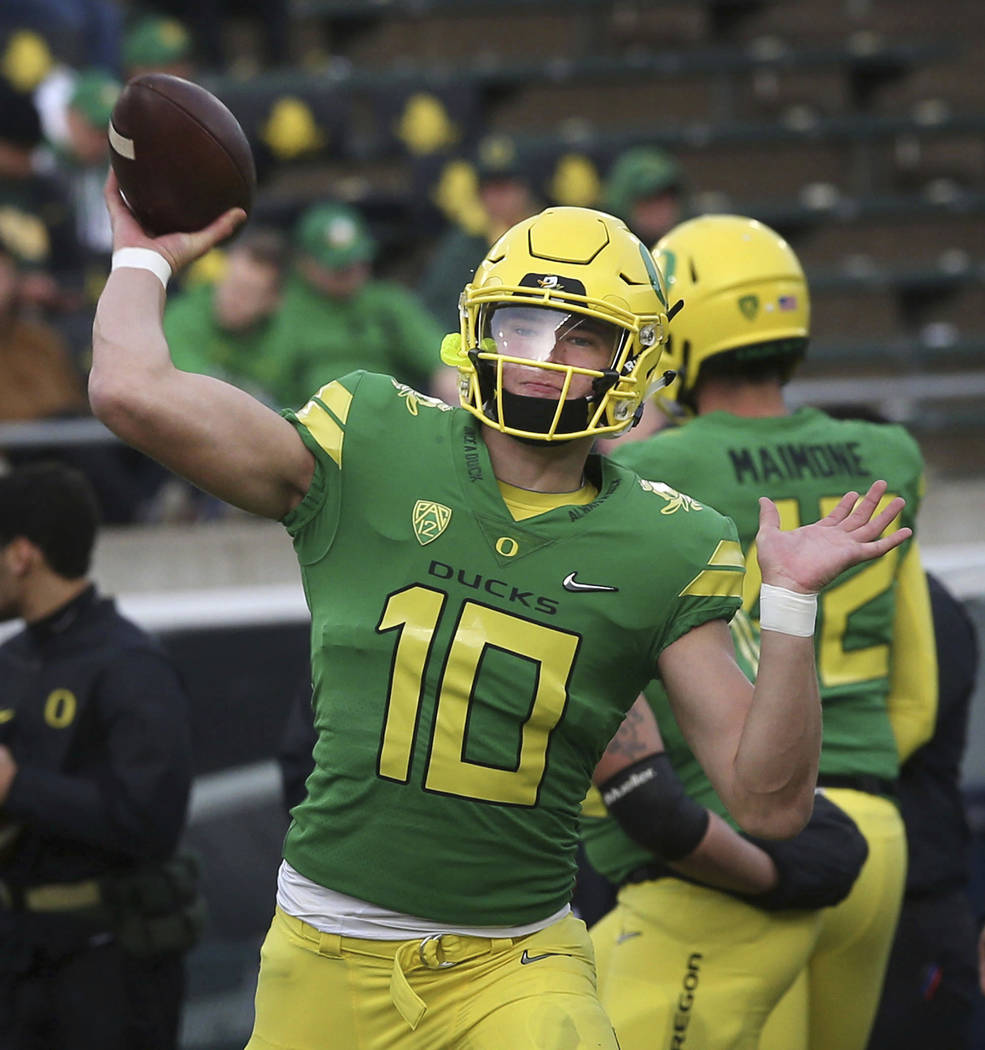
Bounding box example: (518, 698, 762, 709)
(740, 791, 869, 911)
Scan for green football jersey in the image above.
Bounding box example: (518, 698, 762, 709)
(279, 371, 744, 926)
(613, 406, 925, 783)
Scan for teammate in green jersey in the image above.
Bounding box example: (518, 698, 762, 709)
(583, 618, 869, 1050)
(89, 176, 911, 1050)
(605, 214, 938, 1050)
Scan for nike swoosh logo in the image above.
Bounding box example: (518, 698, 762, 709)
(562, 572, 618, 594)
(616, 930, 642, 944)
(520, 949, 572, 964)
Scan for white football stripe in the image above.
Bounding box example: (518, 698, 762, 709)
(108, 123, 135, 160)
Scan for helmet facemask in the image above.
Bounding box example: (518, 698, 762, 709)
(457, 302, 666, 442)
(471, 304, 622, 439)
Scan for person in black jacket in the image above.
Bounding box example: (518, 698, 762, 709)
(867, 572, 982, 1050)
(0, 462, 200, 1050)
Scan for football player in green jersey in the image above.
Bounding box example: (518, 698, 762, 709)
(606, 214, 938, 1050)
(584, 617, 870, 1050)
(89, 175, 911, 1050)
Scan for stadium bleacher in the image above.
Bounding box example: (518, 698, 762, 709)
(184, 1, 985, 479)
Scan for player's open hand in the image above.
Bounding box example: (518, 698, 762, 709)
(103, 170, 246, 275)
(755, 480, 910, 594)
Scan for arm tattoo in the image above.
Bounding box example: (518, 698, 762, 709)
(607, 701, 657, 760)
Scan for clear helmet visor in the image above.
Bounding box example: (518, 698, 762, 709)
(485, 305, 624, 371)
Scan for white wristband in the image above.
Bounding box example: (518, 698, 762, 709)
(111, 247, 172, 290)
(759, 583, 817, 637)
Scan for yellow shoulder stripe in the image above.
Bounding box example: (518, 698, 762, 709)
(707, 539, 744, 568)
(679, 540, 745, 599)
(295, 381, 353, 467)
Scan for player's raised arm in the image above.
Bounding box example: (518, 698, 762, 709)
(89, 172, 314, 521)
(593, 696, 778, 895)
(661, 481, 911, 838)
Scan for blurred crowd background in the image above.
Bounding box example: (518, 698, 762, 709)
(1, 2, 984, 1048)
(2, 0, 985, 524)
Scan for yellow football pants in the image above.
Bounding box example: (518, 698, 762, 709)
(759, 787, 906, 1050)
(245, 906, 621, 1049)
(592, 878, 820, 1050)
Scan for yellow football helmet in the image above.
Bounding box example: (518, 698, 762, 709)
(440, 206, 673, 441)
(653, 214, 809, 419)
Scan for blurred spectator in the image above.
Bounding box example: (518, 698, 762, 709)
(148, 0, 289, 71)
(419, 134, 542, 332)
(602, 145, 687, 246)
(122, 14, 195, 81)
(0, 73, 84, 312)
(2, 28, 57, 94)
(266, 201, 454, 408)
(594, 147, 689, 463)
(0, 236, 170, 525)
(0, 237, 86, 426)
(40, 68, 120, 290)
(163, 227, 289, 403)
(0, 3, 122, 73)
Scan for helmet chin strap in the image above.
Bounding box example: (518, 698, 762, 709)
(643, 369, 678, 400)
(615, 369, 678, 435)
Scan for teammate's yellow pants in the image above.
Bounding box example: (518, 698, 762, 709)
(592, 878, 820, 1050)
(245, 906, 621, 1049)
(591, 788, 905, 1050)
(759, 787, 906, 1050)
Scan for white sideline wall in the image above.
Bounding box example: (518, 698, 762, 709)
(1, 510, 983, 799)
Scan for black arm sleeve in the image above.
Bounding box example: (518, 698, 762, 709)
(599, 754, 710, 861)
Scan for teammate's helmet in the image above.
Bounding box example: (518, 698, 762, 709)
(441, 206, 672, 441)
(653, 214, 809, 419)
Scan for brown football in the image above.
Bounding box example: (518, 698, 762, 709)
(108, 73, 256, 237)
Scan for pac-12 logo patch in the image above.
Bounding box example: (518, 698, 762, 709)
(413, 500, 452, 545)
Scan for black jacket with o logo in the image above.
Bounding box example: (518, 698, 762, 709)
(0, 586, 192, 893)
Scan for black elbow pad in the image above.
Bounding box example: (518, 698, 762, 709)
(599, 754, 710, 861)
(742, 791, 869, 911)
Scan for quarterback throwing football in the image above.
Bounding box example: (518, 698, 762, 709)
(90, 174, 910, 1050)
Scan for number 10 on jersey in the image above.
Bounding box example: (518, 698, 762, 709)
(375, 585, 581, 806)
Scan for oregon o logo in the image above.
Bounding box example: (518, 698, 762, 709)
(495, 536, 519, 557)
(44, 689, 77, 729)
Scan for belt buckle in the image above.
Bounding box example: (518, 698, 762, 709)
(418, 933, 458, 969)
